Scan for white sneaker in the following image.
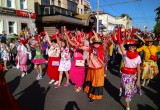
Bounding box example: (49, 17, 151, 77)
(21, 73, 25, 78)
(36, 74, 42, 80)
(54, 81, 59, 85)
(49, 79, 55, 84)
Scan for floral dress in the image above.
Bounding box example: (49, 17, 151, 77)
(58, 47, 71, 71)
(0, 44, 9, 61)
(119, 52, 142, 102)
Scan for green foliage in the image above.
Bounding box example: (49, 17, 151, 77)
(154, 22, 160, 34)
(120, 13, 132, 20)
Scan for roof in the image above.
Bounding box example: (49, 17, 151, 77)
(75, 14, 91, 20)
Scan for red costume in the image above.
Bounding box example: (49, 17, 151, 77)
(0, 64, 23, 110)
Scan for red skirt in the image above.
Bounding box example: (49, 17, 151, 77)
(47, 57, 60, 81)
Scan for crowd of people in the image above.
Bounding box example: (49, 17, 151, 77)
(0, 27, 160, 110)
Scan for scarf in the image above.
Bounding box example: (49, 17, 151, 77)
(126, 51, 138, 59)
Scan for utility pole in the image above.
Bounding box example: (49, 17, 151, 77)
(96, 0, 99, 33)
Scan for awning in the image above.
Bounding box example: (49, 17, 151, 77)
(42, 15, 85, 25)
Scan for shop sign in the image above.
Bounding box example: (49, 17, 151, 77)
(16, 10, 36, 19)
(0, 7, 16, 15)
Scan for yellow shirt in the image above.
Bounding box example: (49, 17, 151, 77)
(109, 44, 113, 56)
(137, 45, 160, 62)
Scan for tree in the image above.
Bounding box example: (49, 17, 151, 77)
(154, 22, 160, 34)
(120, 13, 132, 20)
(155, 6, 160, 23)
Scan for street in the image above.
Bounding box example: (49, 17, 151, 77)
(4, 65, 160, 110)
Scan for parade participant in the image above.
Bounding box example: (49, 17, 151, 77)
(16, 38, 28, 77)
(137, 37, 160, 86)
(46, 32, 60, 85)
(0, 37, 10, 71)
(32, 39, 47, 80)
(0, 64, 23, 110)
(83, 32, 105, 102)
(55, 30, 71, 88)
(66, 30, 85, 92)
(117, 27, 142, 110)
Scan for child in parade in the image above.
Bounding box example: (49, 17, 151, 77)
(17, 38, 29, 77)
(46, 32, 60, 85)
(0, 37, 10, 71)
(117, 27, 142, 110)
(54, 30, 71, 88)
(83, 33, 105, 103)
(32, 38, 47, 80)
(66, 30, 85, 92)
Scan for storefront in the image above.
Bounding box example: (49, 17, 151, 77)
(0, 7, 36, 36)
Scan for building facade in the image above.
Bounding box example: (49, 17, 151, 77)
(0, 0, 36, 36)
(95, 12, 116, 33)
(35, 0, 96, 35)
(115, 16, 132, 30)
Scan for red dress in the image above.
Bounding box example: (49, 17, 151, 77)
(46, 45, 60, 81)
(0, 64, 23, 110)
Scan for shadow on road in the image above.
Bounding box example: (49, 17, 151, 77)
(7, 76, 21, 94)
(107, 65, 121, 78)
(142, 79, 160, 110)
(15, 80, 50, 110)
(104, 78, 125, 109)
(137, 104, 155, 110)
(64, 101, 80, 110)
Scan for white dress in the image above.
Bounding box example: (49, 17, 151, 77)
(58, 47, 71, 71)
(0, 44, 9, 61)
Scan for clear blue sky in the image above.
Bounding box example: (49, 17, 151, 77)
(87, 0, 160, 31)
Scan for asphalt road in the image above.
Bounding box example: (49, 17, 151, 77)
(4, 64, 160, 110)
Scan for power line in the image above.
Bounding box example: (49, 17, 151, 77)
(100, 0, 141, 7)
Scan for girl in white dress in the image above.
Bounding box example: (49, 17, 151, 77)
(55, 32, 71, 88)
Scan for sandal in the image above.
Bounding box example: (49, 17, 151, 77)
(64, 82, 70, 87)
(75, 87, 81, 92)
(55, 85, 61, 89)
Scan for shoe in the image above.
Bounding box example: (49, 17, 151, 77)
(64, 82, 70, 87)
(146, 80, 150, 85)
(49, 79, 55, 84)
(21, 73, 25, 78)
(89, 99, 94, 103)
(36, 74, 42, 80)
(142, 81, 145, 86)
(54, 81, 59, 85)
(75, 87, 81, 92)
(55, 85, 61, 89)
(126, 107, 130, 110)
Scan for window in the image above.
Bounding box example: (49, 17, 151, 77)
(7, 0, 11, 7)
(0, 0, 2, 6)
(42, 0, 50, 5)
(44, 7, 50, 15)
(58, 0, 61, 7)
(7, 0, 15, 8)
(68, 1, 77, 12)
(21, 23, 27, 30)
(81, 0, 83, 5)
(0, 20, 3, 34)
(20, 0, 27, 9)
(8, 21, 17, 34)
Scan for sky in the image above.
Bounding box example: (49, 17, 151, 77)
(87, 0, 160, 31)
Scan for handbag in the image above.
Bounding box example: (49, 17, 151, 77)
(52, 61, 59, 66)
(75, 52, 84, 66)
(148, 47, 158, 61)
(150, 55, 158, 61)
(75, 60, 85, 66)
